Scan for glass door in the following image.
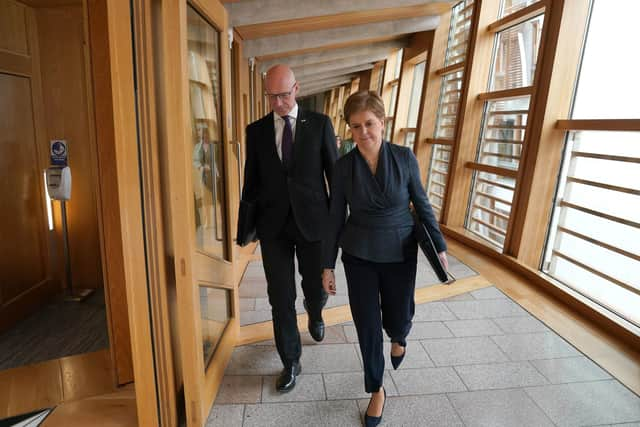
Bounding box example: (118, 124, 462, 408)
(153, 1, 238, 425)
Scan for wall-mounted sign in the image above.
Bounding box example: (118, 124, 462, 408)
(50, 139, 68, 166)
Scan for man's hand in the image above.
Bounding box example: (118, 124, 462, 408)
(322, 269, 336, 295)
(438, 251, 449, 271)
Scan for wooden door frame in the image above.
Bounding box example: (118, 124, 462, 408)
(87, 0, 160, 425)
(154, 0, 239, 425)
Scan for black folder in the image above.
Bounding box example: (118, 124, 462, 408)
(236, 200, 258, 246)
(413, 216, 453, 284)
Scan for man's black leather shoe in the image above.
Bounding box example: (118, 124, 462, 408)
(303, 298, 326, 342)
(276, 362, 301, 393)
(308, 319, 325, 342)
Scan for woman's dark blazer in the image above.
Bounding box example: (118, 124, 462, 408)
(323, 141, 446, 268)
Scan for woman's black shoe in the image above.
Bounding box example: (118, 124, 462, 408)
(391, 345, 406, 370)
(363, 387, 386, 427)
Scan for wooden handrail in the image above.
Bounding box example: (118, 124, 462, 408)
(559, 201, 640, 229)
(470, 217, 507, 235)
(435, 62, 465, 76)
(465, 161, 519, 178)
(557, 226, 640, 263)
(476, 177, 516, 191)
(556, 119, 640, 131)
(572, 151, 640, 164)
(478, 86, 533, 101)
(471, 203, 511, 221)
(552, 250, 640, 297)
(567, 177, 640, 196)
(488, 0, 547, 33)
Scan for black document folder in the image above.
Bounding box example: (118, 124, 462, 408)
(413, 217, 453, 284)
(236, 200, 258, 246)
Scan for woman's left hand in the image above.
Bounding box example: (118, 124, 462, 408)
(438, 251, 449, 271)
(322, 269, 337, 295)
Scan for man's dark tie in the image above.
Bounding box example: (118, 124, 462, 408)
(281, 115, 293, 167)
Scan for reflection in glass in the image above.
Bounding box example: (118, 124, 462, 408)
(445, 0, 474, 67)
(477, 96, 530, 170)
(490, 15, 544, 91)
(425, 144, 452, 221)
(188, 6, 228, 260)
(199, 286, 232, 370)
(435, 70, 464, 139)
(407, 61, 426, 128)
(466, 170, 515, 249)
(499, 0, 537, 18)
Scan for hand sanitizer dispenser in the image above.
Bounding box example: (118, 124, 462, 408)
(46, 166, 72, 200)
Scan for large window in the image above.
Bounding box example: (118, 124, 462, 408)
(542, 0, 640, 327)
(465, 2, 544, 249)
(426, 0, 475, 220)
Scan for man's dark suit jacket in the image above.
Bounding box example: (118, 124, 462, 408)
(240, 109, 338, 242)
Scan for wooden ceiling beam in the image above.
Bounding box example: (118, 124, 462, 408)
(235, 3, 452, 40)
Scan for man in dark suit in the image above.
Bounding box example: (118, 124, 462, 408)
(239, 64, 338, 392)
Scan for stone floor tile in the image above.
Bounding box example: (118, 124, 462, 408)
(408, 321, 453, 339)
(205, 404, 244, 427)
(324, 371, 397, 400)
(531, 357, 611, 383)
(391, 367, 467, 395)
(492, 315, 550, 334)
(442, 293, 476, 302)
(240, 310, 272, 326)
(225, 345, 283, 375)
(261, 374, 325, 403)
(243, 400, 361, 427)
(299, 343, 361, 373)
(356, 394, 465, 426)
(448, 388, 555, 427)
(454, 361, 548, 390)
(471, 286, 507, 300)
(343, 324, 358, 343)
(445, 299, 528, 319)
(525, 380, 640, 427)
(444, 319, 503, 337)
(421, 336, 509, 366)
(239, 298, 255, 312)
(491, 332, 581, 361)
(214, 375, 262, 404)
(352, 341, 435, 370)
(413, 301, 458, 321)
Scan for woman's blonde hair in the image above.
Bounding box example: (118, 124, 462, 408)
(343, 90, 386, 124)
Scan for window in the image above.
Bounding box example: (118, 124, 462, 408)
(403, 60, 426, 149)
(425, 0, 475, 220)
(465, 5, 544, 249)
(542, 0, 640, 327)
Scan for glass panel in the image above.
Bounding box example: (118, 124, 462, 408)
(543, 129, 640, 327)
(384, 120, 393, 141)
(466, 170, 515, 249)
(445, 0, 474, 67)
(387, 83, 398, 116)
(500, 0, 537, 18)
(425, 144, 453, 221)
(435, 70, 464, 139)
(477, 96, 530, 170)
(187, 6, 228, 259)
(393, 49, 404, 79)
(404, 131, 416, 150)
(490, 15, 544, 91)
(572, 0, 640, 119)
(407, 61, 426, 128)
(199, 286, 232, 370)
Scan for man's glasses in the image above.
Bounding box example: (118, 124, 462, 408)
(265, 82, 296, 101)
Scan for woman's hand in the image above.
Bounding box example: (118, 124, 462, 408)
(438, 251, 449, 271)
(322, 268, 337, 295)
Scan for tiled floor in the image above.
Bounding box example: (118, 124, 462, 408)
(239, 247, 477, 326)
(209, 286, 640, 427)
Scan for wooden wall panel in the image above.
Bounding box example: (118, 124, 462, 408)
(36, 5, 103, 290)
(0, 73, 47, 302)
(0, 0, 29, 55)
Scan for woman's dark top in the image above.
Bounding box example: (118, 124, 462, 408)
(323, 141, 446, 268)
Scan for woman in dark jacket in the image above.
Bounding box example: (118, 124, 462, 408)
(322, 91, 448, 427)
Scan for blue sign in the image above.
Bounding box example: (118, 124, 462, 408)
(50, 140, 68, 166)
